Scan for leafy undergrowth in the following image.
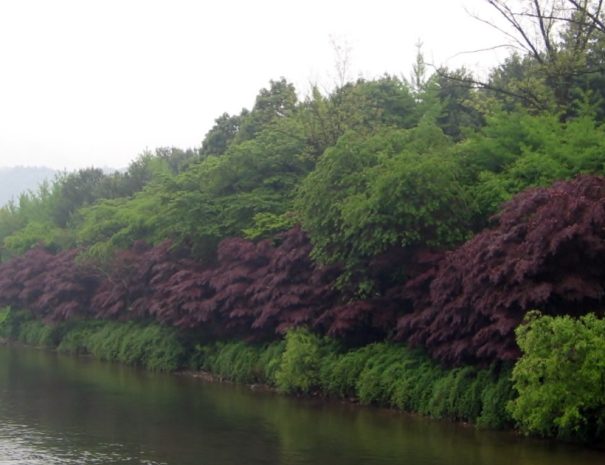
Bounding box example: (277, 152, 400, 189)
(0, 309, 185, 371)
(190, 328, 514, 429)
(5, 308, 605, 443)
(0, 310, 513, 428)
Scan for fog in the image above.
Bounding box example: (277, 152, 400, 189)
(0, 0, 506, 170)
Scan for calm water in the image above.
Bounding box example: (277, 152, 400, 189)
(0, 346, 603, 465)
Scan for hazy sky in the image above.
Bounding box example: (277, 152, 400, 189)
(0, 0, 507, 170)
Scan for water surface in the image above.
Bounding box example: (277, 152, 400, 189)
(0, 346, 602, 465)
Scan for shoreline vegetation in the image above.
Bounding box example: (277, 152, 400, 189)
(3, 308, 604, 446)
(0, 310, 514, 430)
(1, 0, 605, 448)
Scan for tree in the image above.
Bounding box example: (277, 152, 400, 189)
(51, 168, 109, 227)
(458, 110, 605, 221)
(201, 112, 244, 156)
(428, 67, 486, 140)
(236, 78, 298, 142)
(296, 125, 472, 294)
(398, 175, 605, 365)
(476, 0, 605, 113)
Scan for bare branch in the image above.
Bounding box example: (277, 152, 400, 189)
(448, 44, 524, 60)
(533, 0, 554, 55)
(466, 8, 541, 55)
(485, 0, 545, 62)
(567, 0, 605, 32)
(428, 63, 549, 111)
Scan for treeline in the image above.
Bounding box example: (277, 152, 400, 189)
(1, 0, 605, 443)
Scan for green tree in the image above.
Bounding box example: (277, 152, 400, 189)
(299, 76, 418, 158)
(201, 112, 244, 157)
(237, 78, 298, 142)
(296, 125, 472, 293)
(459, 109, 605, 221)
(479, 0, 605, 115)
(509, 312, 605, 442)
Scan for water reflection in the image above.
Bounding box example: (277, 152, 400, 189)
(0, 421, 165, 465)
(0, 346, 602, 465)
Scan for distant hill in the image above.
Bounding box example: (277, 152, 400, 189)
(0, 166, 57, 207)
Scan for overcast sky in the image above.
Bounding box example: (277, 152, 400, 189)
(0, 0, 508, 170)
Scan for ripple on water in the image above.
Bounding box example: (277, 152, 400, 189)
(0, 422, 166, 465)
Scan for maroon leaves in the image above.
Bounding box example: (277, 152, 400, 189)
(0, 247, 98, 321)
(3, 176, 604, 366)
(0, 227, 342, 341)
(398, 175, 605, 365)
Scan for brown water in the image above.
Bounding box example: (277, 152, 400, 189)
(0, 346, 603, 465)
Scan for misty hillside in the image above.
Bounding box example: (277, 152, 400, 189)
(0, 166, 57, 207)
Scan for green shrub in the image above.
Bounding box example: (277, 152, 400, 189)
(427, 367, 488, 421)
(258, 341, 285, 384)
(0, 308, 40, 340)
(319, 344, 378, 398)
(190, 340, 285, 385)
(391, 360, 442, 414)
(17, 320, 63, 347)
(356, 343, 406, 405)
(0, 307, 9, 333)
(477, 368, 514, 430)
(56, 320, 185, 371)
(0, 307, 14, 338)
(56, 322, 101, 354)
(508, 312, 605, 442)
(275, 328, 331, 394)
(134, 324, 185, 371)
(200, 341, 262, 383)
(88, 322, 133, 362)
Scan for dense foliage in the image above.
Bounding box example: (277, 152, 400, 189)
(194, 328, 513, 429)
(399, 176, 605, 365)
(296, 124, 472, 293)
(0, 309, 185, 371)
(2, 1, 605, 442)
(509, 312, 605, 442)
(0, 248, 97, 321)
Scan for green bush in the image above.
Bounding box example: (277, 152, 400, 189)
(477, 368, 514, 430)
(318, 344, 376, 398)
(190, 340, 285, 385)
(87, 322, 134, 362)
(0, 308, 39, 340)
(391, 360, 442, 414)
(56, 322, 102, 354)
(134, 324, 185, 371)
(56, 320, 185, 371)
(258, 341, 285, 384)
(199, 341, 262, 383)
(85, 321, 184, 371)
(427, 367, 488, 421)
(275, 328, 332, 394)
(356, 343, 407, 405)
(0, 307, 13, 338)
(508, 312, 605, 442)
(17, 320, 63, 347)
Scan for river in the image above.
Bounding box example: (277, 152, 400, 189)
(0, 346, 602, 465)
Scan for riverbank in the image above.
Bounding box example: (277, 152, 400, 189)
(0, 309, 514, 431)
(4, 307, 605, 447)
(5, 344, 605, 465)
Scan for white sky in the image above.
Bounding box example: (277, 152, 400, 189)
(0, 0, 507, 170)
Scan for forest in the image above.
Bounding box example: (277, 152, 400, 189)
(1, 0, 605, 444)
